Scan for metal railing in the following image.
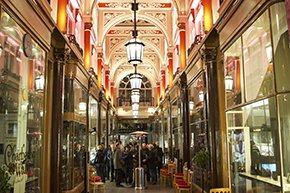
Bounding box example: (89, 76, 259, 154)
(116, 97, 154, 107)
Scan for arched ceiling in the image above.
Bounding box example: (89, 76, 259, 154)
(92, 0, 175, 88)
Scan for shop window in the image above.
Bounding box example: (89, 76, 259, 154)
(224, 38, 243, 108)
(278, 93, 290, 192)
(227, 98, 280, 192)
(271, 3, 290, 93)
(0, 9, 45, 192)
(242, 11, 274, 101)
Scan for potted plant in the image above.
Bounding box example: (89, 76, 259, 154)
(192, 149, 209, 193)
(0, 165, 11, 193)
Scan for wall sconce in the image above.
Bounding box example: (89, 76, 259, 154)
(35, 74, 44, 91)
(199, 90, 204, 102)
(0, 43, 3, 56)
(189, 100, 194, 111)
(265, 44, 273, 63)
(225, 75, 233, 92)
(79, 102, 86, 114)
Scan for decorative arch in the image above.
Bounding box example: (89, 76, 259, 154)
(110, 57, 159, 80)
(114, 69, 156, 89)
(106, 38, 164, 64)
(100, 13, 170, 46)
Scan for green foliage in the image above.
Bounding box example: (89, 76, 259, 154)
(0, 165, 11, 192)
(192, 150, 209, 169)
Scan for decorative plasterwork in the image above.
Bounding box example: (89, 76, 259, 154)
(98, 2, 130, 8)
(145, 12, 167, 26)
(139, 30, 163, 35)
(139, 3, 171, 8)
(109, 37, 126, 49)
(115, 47, 126, 53)
(108, 29, 162, 35)
(104, 12, 124, 25)
(108, 29, 131, 34)
(144, 47, 155, 52)
(98, 2, 171, 9)
(144, 53, 158, 62)
(143, 37, 161, 49)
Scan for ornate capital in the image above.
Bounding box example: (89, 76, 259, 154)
(84, 22, 92, 30)
(54, 48, 71, 63)
(105, 70, 110, 75)
(200, 47, 217, 62)
(177, 22, 186, 30)
(97, 52, 103, 59)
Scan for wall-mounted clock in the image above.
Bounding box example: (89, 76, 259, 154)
(23, 33, 32, 57)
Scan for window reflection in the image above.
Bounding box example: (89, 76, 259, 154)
(227, 98, 280, 192)
(0, 9, 45, 192)
(224, 38, 243, 108)
(242, 11, 274, 101)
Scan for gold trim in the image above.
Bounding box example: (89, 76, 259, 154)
(63, 112, 86, 124)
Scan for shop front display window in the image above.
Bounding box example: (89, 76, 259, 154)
(242, 11, 274, 101)
(162, 102, 170, 163)
(0, 9, 45, 192)
(271, 2, 290, 93)
(61, 79, 87, 190)
(101, 104, 107, 144)
(224, 38, 243, 108)
(278, 93, 290, 192)
(188, 75, 207, 161)
(227, 98, 280, 193)
(171, 99, 183, 164)
(89, 97, 98, 164)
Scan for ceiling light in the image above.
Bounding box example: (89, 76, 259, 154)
(125, 0, 145, 65)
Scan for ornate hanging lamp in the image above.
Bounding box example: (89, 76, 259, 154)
(125, 0, 145, 65)
(130, 65, 142, 90)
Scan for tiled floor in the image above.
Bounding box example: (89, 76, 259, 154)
(103, 181, 175, 193)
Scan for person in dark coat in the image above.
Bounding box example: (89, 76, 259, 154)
(122, 144, 133, 185)
(147, 144, 158, 184)
(155, 142, 163, 177)
(114, 142, 125, 187)
(94, 145, 106, 182)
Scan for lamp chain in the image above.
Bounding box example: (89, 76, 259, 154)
(132, 0, 138, 38)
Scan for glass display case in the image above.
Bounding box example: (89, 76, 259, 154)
(61, 78, 87, 191)
(171, 99, 183, 166)
(162, 101, 170, 163)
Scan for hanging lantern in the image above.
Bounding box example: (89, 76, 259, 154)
(35, 74, 44, 91)
(132, 102, 139, 111)
(132, 110, 138, 116)
(225, 75, 233, 92)
(130, 72, 142, 90)
(126, 38, 145, 65)
(131, 90, 140, 103)
(125, 0, 145, 64)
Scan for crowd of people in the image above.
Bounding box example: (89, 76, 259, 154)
(92, 141, 163, 187)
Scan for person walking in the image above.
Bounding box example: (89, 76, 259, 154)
(114, 142, 125, 187)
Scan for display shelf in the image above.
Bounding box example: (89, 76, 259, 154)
(240, 172, 290, 191)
